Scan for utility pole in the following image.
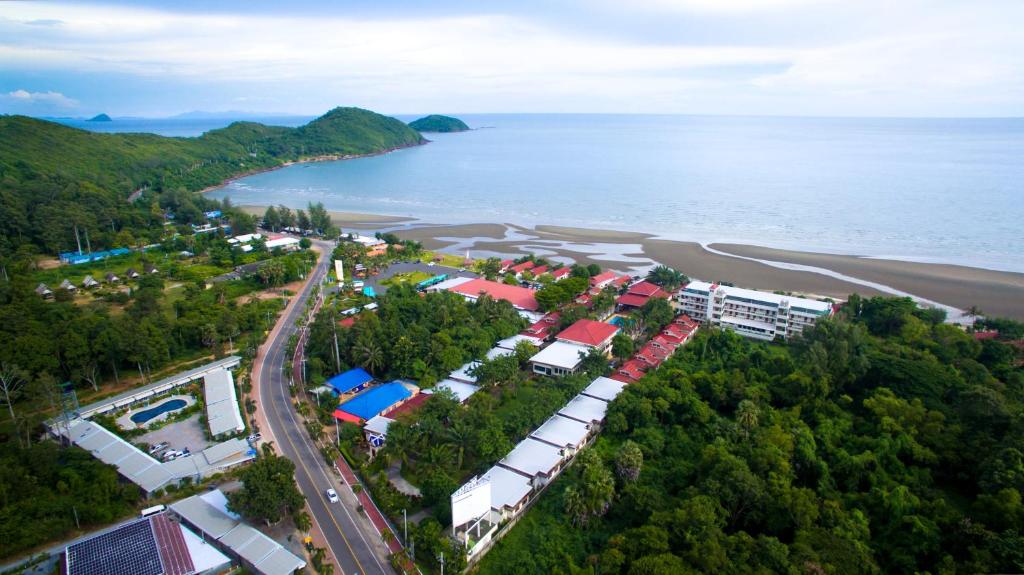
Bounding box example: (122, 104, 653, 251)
(73, 224, 83, 254)
(439, 551, 444, 575)
(403, 508, 408, 544)
(332, 320, 341, 372)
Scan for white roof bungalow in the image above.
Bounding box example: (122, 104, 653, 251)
(558, 394, 611, 427)
(423, 379, 480, 403)
(498, 438, 565, 488)
(581, 376, 627, 402)
(227, 233, 262, 245)
(496, 333, 545, 351)
(484, 465, 533, 521)
(530, 414, 592, 456)
(529, 341, 590, 377)
(265, 236, 300, 251)
(449, 361, 481, 384)
(204, 369, 245, 438)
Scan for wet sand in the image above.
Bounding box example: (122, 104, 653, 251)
(238, 205, 414, 230)
(394, 223, 509, 250)
(710, 244, 1024, 319)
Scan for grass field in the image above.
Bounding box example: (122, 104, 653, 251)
(381, 270, 434, 286)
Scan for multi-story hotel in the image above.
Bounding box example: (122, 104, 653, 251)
(676, 281, 834, 340)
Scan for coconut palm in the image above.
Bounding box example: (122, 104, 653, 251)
(646, 265, 688, 290)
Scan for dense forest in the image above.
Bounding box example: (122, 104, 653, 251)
(0, 107, 425, 257)
(407, 114, 470, 133)
(479, 296, 1024, 574)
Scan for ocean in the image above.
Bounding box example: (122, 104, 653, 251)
(63, 113, 1024, 272)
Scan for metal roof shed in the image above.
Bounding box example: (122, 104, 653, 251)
(325, 367, 374, 395)
(170, 496, 239, 539)
(484, 465, 533, 513)
(425, 379, 480, 403)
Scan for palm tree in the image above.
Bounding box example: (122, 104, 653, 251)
(736, 400, 760, 436)
(448, 422, 474, 469)
(423, 444, 453, 472)
(646, 265, 688, 290)
(356, 340, 384, 375)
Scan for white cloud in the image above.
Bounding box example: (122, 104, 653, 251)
(628, 0, 837, 15)
(4, 88, 77, 107)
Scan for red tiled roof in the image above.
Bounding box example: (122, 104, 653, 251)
(151, 513, 195, 575)
(612, 275, 632, 287)
(524, 312, 561, 337)
(556, 319, 619, 347)
(590, 271, 617, 286)
(449, 278, 540, 311)
(973, 331, 999, 340)
(616, 293, 650, 308)
(500, 259, 514, 268)
(339, 317, 357, 328)
(551, 268, 571, 279)
(610, 373, 637, 384)
(510, 261, 535, 274)
(618, 359, 647, 379)
(384, 392, 430, 418)
(627, 281, 661, 296)
(531, 265, 549, 276)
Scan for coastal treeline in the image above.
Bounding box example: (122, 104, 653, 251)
(478, 296, 1024, 574)
(0, 107, 424, 258)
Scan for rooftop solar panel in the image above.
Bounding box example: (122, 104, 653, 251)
(66, 518, 163, 575)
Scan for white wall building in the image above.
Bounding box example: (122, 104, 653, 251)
(677, 281, 833, 341)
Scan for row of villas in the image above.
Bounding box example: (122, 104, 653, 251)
(676, 280, 834, 341)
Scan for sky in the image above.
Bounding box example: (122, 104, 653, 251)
(1, 0, 1022, 118)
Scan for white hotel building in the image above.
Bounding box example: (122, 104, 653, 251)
(677, 281, 833, 341)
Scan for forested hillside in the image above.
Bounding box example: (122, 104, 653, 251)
(408, 114, 469, 132)
(479, 296, 1024, 574)
(0, 107, 425, 256)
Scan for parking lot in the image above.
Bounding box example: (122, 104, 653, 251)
(364, 261, 477, 296)
(135, 413, 213, 457)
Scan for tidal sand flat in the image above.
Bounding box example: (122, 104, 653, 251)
(710, 244, 1024, 320)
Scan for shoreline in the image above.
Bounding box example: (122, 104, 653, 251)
(214, 197, 1024, 319)
(197, 140, 428, 195)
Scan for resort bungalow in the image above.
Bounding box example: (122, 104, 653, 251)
(484, 464, 534, 521)
(126, 268, 140, 279)
(498, 259, 514, 273)
(615, 280, 670, 311)
(530, 265, 549, 277)
(143, 263, 159, 275)
(498, 437, 566, 488)
(589, 271, 618, 289)
(325, 367, 374, 396)
(81, 275, 100, 289)
(35, 283, 53, 299)
(529, 341, 590, 377)
(558, 393, 611, 428)
(530, 414, 592, 456)
(550, 267, 571, 282)
(521, 311, 560, 342)
(59, 279, 77, 292)
(508, 261, 535, 278)
(449, 361, 481, 384)
(555, 319, 619, 353)
(613, 359, 647, 383)
(424, 379, 481, 403)
(265, 236, 300, 252)
(105, 272, 120, 284)
(581, 376, 627, 402)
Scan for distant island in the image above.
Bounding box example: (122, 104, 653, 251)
(408, 114, 469, 133)
(87, 113, 112, 122)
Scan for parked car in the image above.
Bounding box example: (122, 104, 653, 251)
(162, 450, 182, 461)
(326, 488, 339, 503)
(148, 442, 169, 454)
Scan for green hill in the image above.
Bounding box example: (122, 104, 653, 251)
(0, 107, 425, 254)
(408, 114, 469, 133)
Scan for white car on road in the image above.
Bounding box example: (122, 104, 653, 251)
(326, 488, 339, 503)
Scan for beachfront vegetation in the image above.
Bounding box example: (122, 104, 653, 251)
(0, 107, 424, 259)
(477, 295, 1024, 575)
(407, 114, 470, 133)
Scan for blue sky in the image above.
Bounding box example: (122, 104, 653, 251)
(1, 0, 1022, 117)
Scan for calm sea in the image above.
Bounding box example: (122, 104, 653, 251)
(63, 114, 1024, 272)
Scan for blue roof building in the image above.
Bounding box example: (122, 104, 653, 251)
(325, 367, 374, 395)
(334, 382, 412, 422)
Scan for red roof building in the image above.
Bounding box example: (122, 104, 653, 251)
(615, 293, 651, 309)
(590, 271, 617, 288)
(616, 359, 647, 382)
(509, 261, 535, 275)
(556, 319, 620, 350)
(973, 330, 999, 341)
(616, 280, 671, 310)
(531, 265, 549, 276)
(612, 275, 632, 288)
(338, 317, 357, 328)
(449, 278, 540, 311)
(522, 312, 561, 340)
(384, 392, 431, 419)
(551, 268, 571, 281)
(499, 259, 514, 272)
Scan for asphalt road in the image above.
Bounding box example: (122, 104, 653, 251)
(257, 240, 393, 575)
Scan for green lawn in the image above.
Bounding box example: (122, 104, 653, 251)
(381, 270, 434, 286)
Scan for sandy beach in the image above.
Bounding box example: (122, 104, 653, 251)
(238, 205, 414, 230)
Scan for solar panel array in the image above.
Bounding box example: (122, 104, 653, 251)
(66, 519, 164, 575)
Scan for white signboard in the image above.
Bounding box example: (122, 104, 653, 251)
(451, 475, 491, 528)
(334, 259, 344, 285)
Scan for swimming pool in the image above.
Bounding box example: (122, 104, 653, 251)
(609, 316, 625, 326)
(130, 399, 187, 424)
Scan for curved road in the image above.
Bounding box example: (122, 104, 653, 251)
(255, 239, 393, 575)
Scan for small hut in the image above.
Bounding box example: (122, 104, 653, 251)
(105, 272, 120, 283)
(82, 275, 100, 289)
(126, 268, 140, 279)
(59, 279, 77, 292)
(35, 283, 53, 298)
